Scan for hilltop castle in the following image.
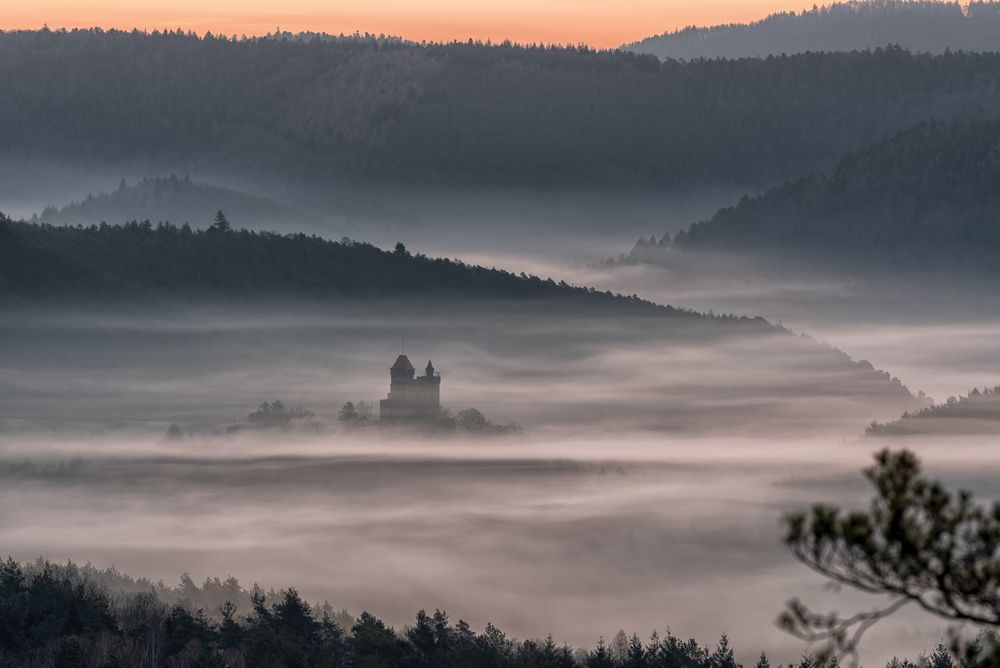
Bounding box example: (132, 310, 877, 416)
(379, 354, 441, 422)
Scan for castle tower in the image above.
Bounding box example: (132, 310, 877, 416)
(391, 354, 415, 382)
(379, 354, 441, 422)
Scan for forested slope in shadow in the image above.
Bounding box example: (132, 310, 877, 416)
(622, 118, 1000, 271)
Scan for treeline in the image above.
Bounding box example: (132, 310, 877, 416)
(626, 118, 1000, 270)
(0, 216, 767, 329)
(5, 30, 1000, 187)
(0, 557, 960, 668)
(16, 558, 353, 629)
(35, 175, 312, 229)
(627, 1, 1000, 60)
(868, 385, 1000, 435)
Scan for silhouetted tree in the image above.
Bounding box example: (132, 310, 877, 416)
(210, 210, 231, 233)
(782, 450, 1000, 665)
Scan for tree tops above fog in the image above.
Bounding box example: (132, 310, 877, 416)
(4, 30, 1000, 187)
(627, 0, 1000, 60)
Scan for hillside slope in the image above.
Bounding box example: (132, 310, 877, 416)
(627, 0, 1000, 60)
(0, 217, 714, 313)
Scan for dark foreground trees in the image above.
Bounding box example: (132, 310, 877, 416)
(782, 450, 1000, 666)
(0, 558, 772, 668)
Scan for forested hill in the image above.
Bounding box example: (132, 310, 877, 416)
(627, 0, 1000, 60)
(0, 217, 722, 319)
(35, 175, 314, 229)
(5, 32, 1000, 188)
(630, 118, 1000, 268)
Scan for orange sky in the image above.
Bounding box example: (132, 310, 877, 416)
(3, 1, 823, 47)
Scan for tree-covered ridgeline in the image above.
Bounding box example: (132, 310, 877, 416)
(4, 30, 1000, 187)
(627, 0, 1000, 60)
(625, 118, 1000, 269)
(0, 215, 763, 326)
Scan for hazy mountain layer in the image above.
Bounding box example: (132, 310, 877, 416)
(627, 0, 1000, 60)
(35, 175, 315, 229)
(623, 118, 1000, 270)
(4, 31, 1000, 188)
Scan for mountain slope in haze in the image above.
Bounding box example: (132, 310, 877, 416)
(627, 0, 1000, 60)
(5, 31, 1000, 189)
(625, 118, 1000, 269)
(35, 175, 316, 228)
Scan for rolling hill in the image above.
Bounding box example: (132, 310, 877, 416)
(0, 216, 709, 310)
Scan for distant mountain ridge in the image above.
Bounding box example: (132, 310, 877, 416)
(627, 0, 1000, 60)
(35, 175, 313, 228)
(5, 30, 1000, 189)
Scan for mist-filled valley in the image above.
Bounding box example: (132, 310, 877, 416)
(6, 166, 1000, 668)
(0, 294, 987, 665)
(7, 5, 1000, 667)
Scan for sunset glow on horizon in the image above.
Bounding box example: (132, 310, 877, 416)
(5, 0, 826, 47)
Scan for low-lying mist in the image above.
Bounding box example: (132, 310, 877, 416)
(0, 299, 952, 664)
(0, 300, 917, 436)
(571, 252, 1000, 404)
(3, 428, 995, 665)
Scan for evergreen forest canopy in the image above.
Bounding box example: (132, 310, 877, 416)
(0, 556, 966, 668)
(627, 0, 1000, 60)
(626, 118, 1000, 269)
(5, 30, 1000, 188)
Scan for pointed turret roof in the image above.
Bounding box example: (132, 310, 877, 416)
(426, 359, 435, 374)
(391, 354, 414, 371)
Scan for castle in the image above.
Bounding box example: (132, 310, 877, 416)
(379, 354, 441, 422)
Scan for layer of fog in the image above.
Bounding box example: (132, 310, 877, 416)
(0, 302, 918, 436)
(0, 301, 938, 664)
(3, 427, 994, 665)
(573, 253, 1000, 404)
